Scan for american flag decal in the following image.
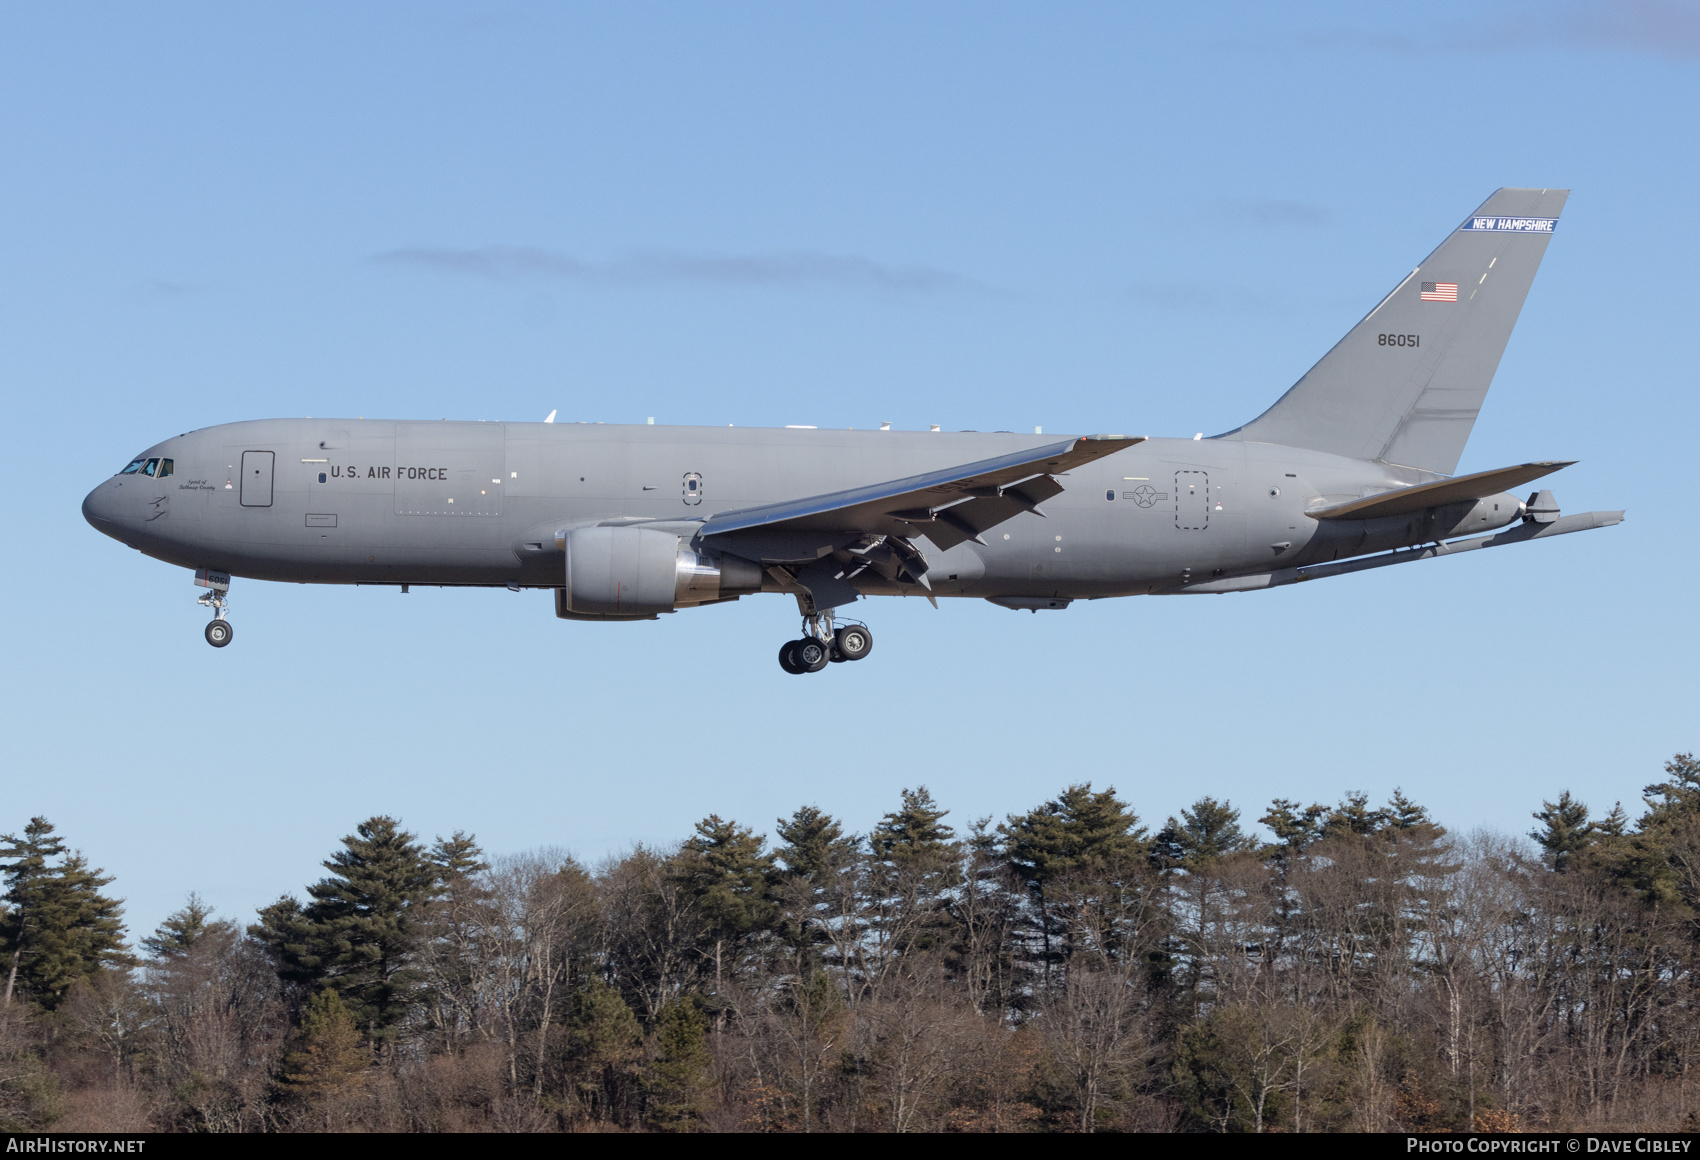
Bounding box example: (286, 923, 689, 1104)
(1420, 281, 1459, 302)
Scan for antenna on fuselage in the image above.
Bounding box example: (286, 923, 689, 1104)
(543, 409, 557, 424)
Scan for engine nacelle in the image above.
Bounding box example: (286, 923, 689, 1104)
(562, 526, 763, 615)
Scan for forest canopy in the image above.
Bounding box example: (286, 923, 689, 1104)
(3, 755, 1699, 1133)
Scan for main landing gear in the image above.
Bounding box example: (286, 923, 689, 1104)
(778, 612, 873, 675)
(195, 569, 233, 648)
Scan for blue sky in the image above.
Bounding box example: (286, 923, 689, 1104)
(2, 2, 1696, 940)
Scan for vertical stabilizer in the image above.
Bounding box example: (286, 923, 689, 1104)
(1224, 188, 1568, 475)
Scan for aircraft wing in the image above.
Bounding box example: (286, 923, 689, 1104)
(700, 435, 1143, 554)
(1307, 461, 1574, 521)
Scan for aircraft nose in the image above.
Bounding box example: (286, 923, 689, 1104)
(82, 482, 119, 533)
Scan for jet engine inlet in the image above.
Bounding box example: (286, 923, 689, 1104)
(563, 526, 761, 615)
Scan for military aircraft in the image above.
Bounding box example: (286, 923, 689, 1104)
(84, 188, 1620, 673)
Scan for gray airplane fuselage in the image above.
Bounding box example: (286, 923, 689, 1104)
(83, 189, 1618, 640)
(81, 417, 1517, 602)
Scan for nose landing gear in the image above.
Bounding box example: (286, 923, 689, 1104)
(195, 568, 233, 648)
(778, 611, 873, 675)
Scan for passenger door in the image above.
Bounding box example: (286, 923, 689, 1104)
(240, 451, 274, 507)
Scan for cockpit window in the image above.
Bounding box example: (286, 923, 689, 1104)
(118, 456, 174, 477)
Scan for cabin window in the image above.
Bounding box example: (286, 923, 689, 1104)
(141, 458, 160, 477)
(119, 458, 147, 475)
(158, 459, 174, 478)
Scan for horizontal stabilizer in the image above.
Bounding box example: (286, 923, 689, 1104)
(1308, 461, 1574, 521)
(1169, 509, 1623, 594)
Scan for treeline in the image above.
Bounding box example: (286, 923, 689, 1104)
(4, 757, 1700, 1132)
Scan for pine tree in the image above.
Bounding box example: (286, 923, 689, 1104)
(1000, 785, 1147, 979)
(775, 806, 856, 881)
(1605, 754, 1700, 910)
(418, 832, 490, 1052)
(250, 816, 435, 1043)
(1258, 799, 1326, 997)
(1386, 789, 1433, 831)
(1260, 799, 1327, 862)
(672, 815, 778, 989)
(0, 818, 129, 1010)
(1531, 791, 1593, 873)
(1639, 753, 1700, 829)
(0, 820, 62, 1007)
(645, 997, 713, 1131)
(1597, 802, 1629, 837)
(871, 787, 956, 868)
(774, 806, 860, 971)
(429, 831, 488, 883)
(868, 787, 962, 964)
(1322, 791, 1452, 976)
(282, 988, 368, 1099)
(142, 894, 236, 960)
(1148, 798, 1256, 1015)
(1151, 797, 1253, 869)
(1322, 792, 1391, 838)
(871, 786, 959, 905)
(1000, 784, 1147, 886)
(567, 978, 646, 1124)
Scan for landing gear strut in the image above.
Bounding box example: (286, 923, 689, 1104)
(195, 569, 233, 648)
(778, 610, 873, 674)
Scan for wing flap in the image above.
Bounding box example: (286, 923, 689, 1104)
(1307, 460, 1574, 521)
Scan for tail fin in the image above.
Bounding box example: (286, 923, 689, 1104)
(1224, 187, 1568, 475)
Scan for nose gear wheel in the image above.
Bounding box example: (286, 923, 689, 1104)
(197, 581, 233, 648)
